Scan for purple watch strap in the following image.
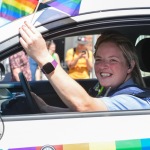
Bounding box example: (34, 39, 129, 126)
(51, 59, 58, 68)
(41, 59, 58, 74)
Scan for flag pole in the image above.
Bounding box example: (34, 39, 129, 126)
(31, 0, 43, 24)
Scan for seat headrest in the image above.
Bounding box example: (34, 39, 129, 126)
(136, 38, 150, 72)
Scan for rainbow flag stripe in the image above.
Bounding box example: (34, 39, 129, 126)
(0, 0, 38, 21)
(48, 0, 82, 16)
(4, 138, 150, 150)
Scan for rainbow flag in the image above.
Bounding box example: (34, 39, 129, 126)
(0, 0, 38, 21)
(47, 0, 82, 16)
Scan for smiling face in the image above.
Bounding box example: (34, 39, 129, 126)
(94, 41, 132, 89)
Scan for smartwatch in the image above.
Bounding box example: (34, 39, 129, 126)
(41, 59, 58, 74)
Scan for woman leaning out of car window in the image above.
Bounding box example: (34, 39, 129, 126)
(19, 21, 150, 112)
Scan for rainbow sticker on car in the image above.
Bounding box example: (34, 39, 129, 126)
(3, 138, 150, 150)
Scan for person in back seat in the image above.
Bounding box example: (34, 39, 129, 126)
(19, 22, 150, 112)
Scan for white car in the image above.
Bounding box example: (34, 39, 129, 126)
(0, 0, 150, 149)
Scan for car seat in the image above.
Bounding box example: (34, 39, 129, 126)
(136, 38, 150, 87)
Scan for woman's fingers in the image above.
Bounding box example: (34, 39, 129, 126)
(19, 37, 27, 50)
(19, 21, 41, 43)
(19, 26, 33, 49)
(19, 22, 41, 51)
(19, 21, 50, 64)
(24, 22, 42, 42)
(21, 22, 37, 38)
(25, 21, 38, 34)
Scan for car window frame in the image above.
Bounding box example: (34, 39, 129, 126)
(0, 14, 150, 118)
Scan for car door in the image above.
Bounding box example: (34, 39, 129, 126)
(1, 0, 150, 149)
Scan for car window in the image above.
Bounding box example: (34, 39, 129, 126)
(1, 34, 150, 82)
(0, 12, 150, 117)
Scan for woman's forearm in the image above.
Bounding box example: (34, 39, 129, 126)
(19, 21, 107, 112)
(45, 65, 91, 111)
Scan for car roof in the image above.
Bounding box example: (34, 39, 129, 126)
(0, 0, 150, 60)
(79, 0, 150, 13)
(0, 0, 150, 41)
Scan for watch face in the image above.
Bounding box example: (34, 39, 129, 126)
(0, 115, 4, 140)
(41, 60, 58, 74)
(42, 62, 55, 74)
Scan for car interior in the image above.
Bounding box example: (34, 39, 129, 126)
(136, 38, 150, 87)
(0, 15, 150, 116)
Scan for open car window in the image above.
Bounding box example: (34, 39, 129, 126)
(0, 0, 150, 117)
